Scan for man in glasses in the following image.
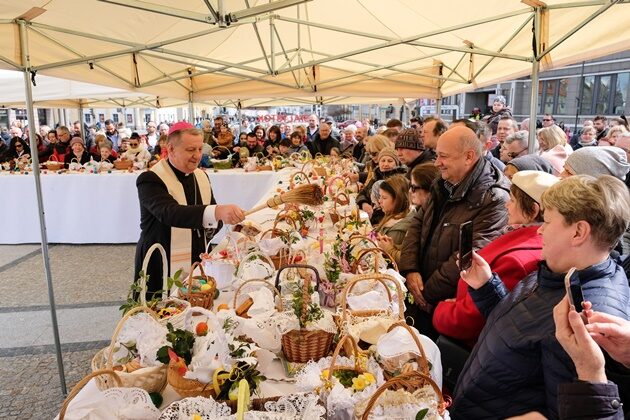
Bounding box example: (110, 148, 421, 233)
(410, 117, 424, 137)
(491, 115, 518, 160)
(542, 114, 555, 128)
(503, 131, 533, 163)
(135, 122, 245, 296)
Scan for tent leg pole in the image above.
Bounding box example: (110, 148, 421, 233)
(188, 92, 194, 124)
(18, 19, 67, 396)
(528, 6, 542, 154)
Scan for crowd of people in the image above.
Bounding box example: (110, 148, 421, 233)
(2, 99, 630, 418)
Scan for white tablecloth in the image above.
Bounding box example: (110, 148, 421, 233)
(0, 169, 281, 244)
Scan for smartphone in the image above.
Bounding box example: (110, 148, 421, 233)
(459, 221, 473, 271)
(564, 267, 585, 313)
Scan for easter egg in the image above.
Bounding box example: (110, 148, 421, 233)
(200, 283, 212, 292)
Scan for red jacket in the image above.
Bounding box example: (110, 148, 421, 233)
(432, 225, 542, 348)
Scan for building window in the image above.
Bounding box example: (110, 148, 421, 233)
(126, 114, 133, 124)
(99, 113, 105, 122)
(595, 75, 611, 114)
(544, 80, 556, 114)
(112, 114, 119, 123)
(614, 72, 629, 115)
(84, 114, 92, 123)
(581, 76, 595, 115)
(557, 79, 568, 114)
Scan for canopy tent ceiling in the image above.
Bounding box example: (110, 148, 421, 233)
(0, 0, 628, 105)
(0, 69, 216, 109)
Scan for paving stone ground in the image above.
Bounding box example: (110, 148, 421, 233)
(0, 244, 134, 419)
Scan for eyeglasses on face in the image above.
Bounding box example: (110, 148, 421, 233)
(508, 148, 528, 159)
(369, 151, 379, 157)
(129, 143, 139, 148)
(15, 144, 23, 148)
(409, 184, 423, 192)
(543, 119, 553, 122)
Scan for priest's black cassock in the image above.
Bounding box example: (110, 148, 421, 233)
(134, 159, 220, 297)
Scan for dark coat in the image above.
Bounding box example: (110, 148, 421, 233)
(64, 151, 91, 166)
(399, 157, 510, 304)
(311, 134, 341, 156)
(404, 149, 436, 179)
(558, 381, 624, 419)
(134, 161, 219, 296)
(482, 107, 513, 135)
(451, 259, 630, 419)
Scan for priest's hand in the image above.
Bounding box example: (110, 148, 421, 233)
(215, 204, 245, 225)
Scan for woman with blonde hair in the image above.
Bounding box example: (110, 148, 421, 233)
(538, 125, 573, 176)
(347, 134, 391, 184)
(374, 175, 413, 263)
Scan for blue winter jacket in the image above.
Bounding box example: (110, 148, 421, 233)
(451, 259, 630, 419)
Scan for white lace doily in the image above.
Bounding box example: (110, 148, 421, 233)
(159, 394, 325, 420)
(58, 387, 160, 420)
(159, 397, 232, 419)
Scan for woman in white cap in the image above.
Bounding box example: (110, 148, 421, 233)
(433, 170, 559, 348)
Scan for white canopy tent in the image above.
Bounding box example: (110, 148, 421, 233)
(1, 0, 630, 395)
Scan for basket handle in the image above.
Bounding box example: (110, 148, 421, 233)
(59, 369, 122, 420)
(326, 175, 345, 196)
(340, 273, 405, 325)
(106, 306, 161, 369)
(360, 371, 446, 420)
(274, 263, 321, 292)
(347, 234, 378, 249)
(327, 334, 361, 381)
(385, 321, 430, 376)
(185, 261, 216, 300)
(273, 211, 300, 231)
(235, 251, 275, 280)
(233, 278, 283, 312)
(290, 170, 311, 186)
(351, 247, 399, 274)
(139, 243, 169, 305)
(212, 145, 233, 155)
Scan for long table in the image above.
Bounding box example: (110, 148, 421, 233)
(0, 169, 282, 244)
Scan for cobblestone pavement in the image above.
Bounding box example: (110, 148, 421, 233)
(0, 244, 134, 419)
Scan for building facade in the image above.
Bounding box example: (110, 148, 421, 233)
(454, 50, 630, 130)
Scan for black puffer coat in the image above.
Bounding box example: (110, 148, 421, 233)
(451, 259, 630, 419)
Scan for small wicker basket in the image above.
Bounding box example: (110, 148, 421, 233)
(281, 268, 334, 363)
(59, 369, 123, 420)
(91, 306, 167, 393)
(43, 155, 64, 171)
(113, 159, 133, 170)
(357, 371, 447, 420)
(180, 261, 216, 310)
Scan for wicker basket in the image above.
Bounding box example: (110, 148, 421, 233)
(351, 247, 399, 274)
(180, 261, 216, 310)
(59, 369, 123, 420)
(325, 335, 367, 383)
(379, 321, 431, 379)
(260, 228, 294, 270)
(289, 170, 312, 189)
(357, 371, 447, 420)
(330, 191, 351, 224)
(139, 243, 190, 329)
(91, 306, 167, 393)
(210, 146, 233, 169)
(281, 270, 334, 363)
(233, 278, 283, 319)
(113, 159, 133, 170)
(338, 273, 405, 345)
(43, 155, 64, 171)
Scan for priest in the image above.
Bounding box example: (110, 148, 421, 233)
(134, 122, 245, 296)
